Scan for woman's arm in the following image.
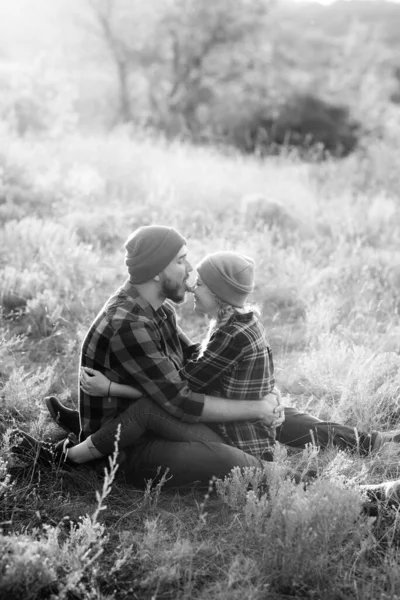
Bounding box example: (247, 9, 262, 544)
(80, 367, 143, 399)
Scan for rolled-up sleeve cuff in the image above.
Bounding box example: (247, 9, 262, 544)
(180, 391, 205, 422)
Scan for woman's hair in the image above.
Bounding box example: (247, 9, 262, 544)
(200, 297, 260, 354)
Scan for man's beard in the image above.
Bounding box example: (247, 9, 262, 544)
(160, 275, 186, 304)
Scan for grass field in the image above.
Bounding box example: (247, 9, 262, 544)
(2, 127, 400, 599)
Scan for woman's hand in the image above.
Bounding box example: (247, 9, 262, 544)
(271, 387, 285, 426)
(80, 367, 111, 397)
(260, 389, 285, 427)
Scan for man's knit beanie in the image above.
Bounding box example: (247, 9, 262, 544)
(197, 251, 255, 307)
(124, 226, 187, 284)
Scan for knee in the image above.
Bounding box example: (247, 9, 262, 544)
(119, 396, 152, 420)
(124, 395, 158, 419)
(135, 396, 155, 411)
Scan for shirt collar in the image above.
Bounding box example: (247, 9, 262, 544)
(122, 279, 168, 321)
(230, 310, 254, 323)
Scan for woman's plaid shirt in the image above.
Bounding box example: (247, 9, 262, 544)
(181, 312, 276, 460)
(79, 281, 205, 440)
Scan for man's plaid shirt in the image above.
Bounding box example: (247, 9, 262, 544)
(79, 280, 205, 440)
(181, 312, 276, 460)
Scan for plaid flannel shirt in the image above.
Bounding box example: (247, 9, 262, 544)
(79, 280, 205, 440)
(181, 312, 276, 459)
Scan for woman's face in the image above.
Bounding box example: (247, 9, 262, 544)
(193, 276, 219, 317)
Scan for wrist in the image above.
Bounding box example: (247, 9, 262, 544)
(252, 400, 265, 420)
(107, 381, 112, 397)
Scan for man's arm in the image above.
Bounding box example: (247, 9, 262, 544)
(109, 319, 205, 422)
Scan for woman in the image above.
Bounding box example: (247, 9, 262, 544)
(72, 251, 277, 465)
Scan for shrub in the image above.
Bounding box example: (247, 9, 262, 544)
(0, 533, 58, 600)
(0, 441, 121, 600)
(0, 218, 104, 330)
(215, 466, 267, 511)
(224, 93, 360, 157)
(260, 479, 369, 593)
(1, 363, 58, 424)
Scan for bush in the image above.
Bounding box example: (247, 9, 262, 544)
(0, 219, 107, 341)
(223, 93, 360, 157)
(261, 479, 368, 593)
(0, 534, 58, 600)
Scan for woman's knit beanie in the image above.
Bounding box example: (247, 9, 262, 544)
(124, 225, 187, 283)
(197, 251, 255, 307)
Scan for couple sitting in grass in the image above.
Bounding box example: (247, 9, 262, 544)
(10, 225, 400, 503)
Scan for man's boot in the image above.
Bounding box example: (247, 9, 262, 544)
(9, 429, 75, 469)
(361, 480, 400, 505)
(45, 396, 80, 437)
(360, 480, 400, 515)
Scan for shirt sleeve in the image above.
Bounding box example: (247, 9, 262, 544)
(181, 328, 244, 392)
(177, 325, 194, 347)
(109, 319, 204, 422)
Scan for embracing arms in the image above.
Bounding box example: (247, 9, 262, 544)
(81, 307, 284, 426)
(80, 367, 284, 427)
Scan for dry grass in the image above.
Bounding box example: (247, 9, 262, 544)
(2, 127, 400, 599)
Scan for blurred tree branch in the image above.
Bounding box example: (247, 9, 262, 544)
(80, 0, 386, 156)
(87, 0, 135, 123)
(84, 0, 274, 133)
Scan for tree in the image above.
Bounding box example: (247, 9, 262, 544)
(86, 0, 155, 124)
(84, 0, 394, 156)
(86, 0, 274, 134)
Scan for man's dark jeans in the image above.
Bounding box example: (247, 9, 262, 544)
(118, 404, 377, 488)
(48, 398, 378, 486)
(90, 396, 267, 487)
(91, 397, 377, 466)
(123, 436, 265, 488)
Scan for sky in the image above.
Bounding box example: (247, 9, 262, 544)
(0, 0, 398, 67)
(0, 0, 84, 65)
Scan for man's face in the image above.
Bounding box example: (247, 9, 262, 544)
(159, 245, 193, 303)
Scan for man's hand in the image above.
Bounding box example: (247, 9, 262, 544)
(259, 389, 285, 427)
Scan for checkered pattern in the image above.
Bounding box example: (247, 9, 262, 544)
(79, 280, 205, 440)
(181, 312, 276, 459)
